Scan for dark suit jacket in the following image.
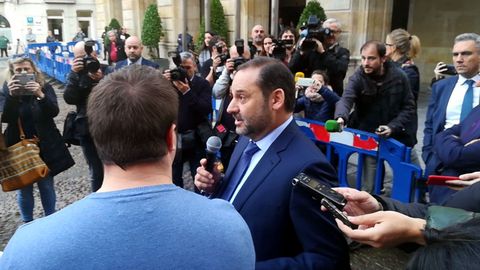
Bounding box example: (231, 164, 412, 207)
(114, 58, 159, 70)
(422, 76, 458, 175)
(214, 120, 350, 270)
(434, 105, 480, 175)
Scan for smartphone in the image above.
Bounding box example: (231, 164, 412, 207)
(440, 64, 457, 75)
(321, 198, 357, 229)
(292, 172, 347, 209)
(427, 175, 461, 186)
(13, 74, 36, 96)
(297, 78, 315, 87)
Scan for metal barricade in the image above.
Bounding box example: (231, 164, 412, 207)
(296, 117, 423, 203)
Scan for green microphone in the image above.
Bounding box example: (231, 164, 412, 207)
(325, 120, 342, 132)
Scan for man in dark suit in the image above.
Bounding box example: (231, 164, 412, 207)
(114, 36, 159, 70)
(195, 57, 349, 269)
(422, 33, 480, 202)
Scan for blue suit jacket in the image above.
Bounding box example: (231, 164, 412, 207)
(434, 105, 480, 175)
(114, 58, 159, 70)
(422, 76, 459, 175)
(214, 120, 350, 270)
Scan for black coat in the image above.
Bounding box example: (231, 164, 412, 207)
(335, 61, 417, 146)
(0, 82, 74, 176)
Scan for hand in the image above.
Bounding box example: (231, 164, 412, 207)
(88, 69, 103, 81)
(328, 187, 381, 216)
(375, 125, 392, 137)
(71, 57, 84, 73)
(225, 59, 235, 74)
(313, 38, 325, 54)
(212, 55, 222, 69)
(7, 76, 21, 96)
(172, 79, 190, 94)
(194, 158, 222, 194)
(25, 81, 44, 98)
(336, 118, 345, 129)
(434, 62, 447, 80)
(163, 69, 172, 81)
(305, 87, 323, 102)
(446, 171, 480, 186)
(336, 211, 426, 248)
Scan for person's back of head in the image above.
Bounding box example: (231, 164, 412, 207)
(87, 65, 178, 168)
(407, 217, 480, 270)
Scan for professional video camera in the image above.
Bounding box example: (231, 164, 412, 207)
(300, 15, 333, 53)
(168, 51, 188, 82)
(82, 40, 100, 73)
(271, 39, 294, 60)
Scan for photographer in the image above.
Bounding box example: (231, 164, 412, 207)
(200, 36, 228, 86)
(0, 57, 74, 222)
(163, 52, 212, 188)
(289, 17, 350, 96)
(64, 41, 105, 192)
(211, 42, 251, 168)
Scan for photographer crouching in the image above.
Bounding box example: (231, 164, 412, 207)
(64, 40, 106, 192)
(163, 52, 212, 188)
(289, 16, 350, 96)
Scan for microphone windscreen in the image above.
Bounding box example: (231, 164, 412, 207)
(325, 120, 341, 132)
(206, 136, 222, 153)
(294, 72, 305, 82)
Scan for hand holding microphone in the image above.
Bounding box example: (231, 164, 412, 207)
(195, 136, 223, 194)
(325, 118, 344, 132)
(205, 136, 222, 173)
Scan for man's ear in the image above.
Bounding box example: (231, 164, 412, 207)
(166, 123, 177, 153)
(271, 88, 285, 111)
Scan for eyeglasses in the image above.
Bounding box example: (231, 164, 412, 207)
(263, 42, 273, 45)
(385, 43, 394, 47)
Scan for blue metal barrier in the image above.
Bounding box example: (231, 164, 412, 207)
(296, 117, 423, 203)
(25, 41, 101, 84)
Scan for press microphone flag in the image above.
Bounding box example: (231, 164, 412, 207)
(325, 120, 342, 132)
(294, 72, 305, 83)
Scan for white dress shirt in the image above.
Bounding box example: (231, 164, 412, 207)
(445, 74, 480, 129)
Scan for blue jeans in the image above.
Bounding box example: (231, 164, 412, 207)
(80, 136, 104, 192)
(17, 175, 56, 222)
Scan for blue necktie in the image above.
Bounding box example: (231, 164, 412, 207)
(460, 79, 475, 121)
(221, 141, 260, 201)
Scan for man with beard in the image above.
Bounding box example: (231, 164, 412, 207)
(114, 36, 159, 70)
(334, 40, 416, 193)
(195, 57, 350, 269)
(250, 24, 265, 57)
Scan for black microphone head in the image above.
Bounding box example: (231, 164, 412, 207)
(206, 136, 222, 153)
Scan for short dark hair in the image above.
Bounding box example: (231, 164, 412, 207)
(311, 69, 329, 85)
(87, 65, 178, 168)
(360, 40, 386, 58)
(236, 57, 295, 112)
(406, 217, 480, 270)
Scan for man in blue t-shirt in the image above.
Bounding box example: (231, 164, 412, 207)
(0, 66, 255, 270)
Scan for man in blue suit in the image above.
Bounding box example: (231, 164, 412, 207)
(422, 33, 480, 203)
(195, 57, 350, 269)
(114, 36, 159, 70)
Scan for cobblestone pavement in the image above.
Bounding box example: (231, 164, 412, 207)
(0, 64, 431, 268)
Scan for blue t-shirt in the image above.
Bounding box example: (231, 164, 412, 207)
(0, 184, 255, 270)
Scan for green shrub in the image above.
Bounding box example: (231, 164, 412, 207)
(297, 0, 327, 30)
(196, 0, 229, 51)
(142, 4, 164, 58)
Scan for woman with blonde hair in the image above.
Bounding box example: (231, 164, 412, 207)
(0, 57, 74, 223)
(385, 28, 422, 101)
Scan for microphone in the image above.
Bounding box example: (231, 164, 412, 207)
(325, 120, 342, 132)
(205, 136, 222, 173)
(294, 72, 305, 83)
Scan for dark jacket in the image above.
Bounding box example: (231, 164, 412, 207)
(0, 82, 74, 176)
(294, 86, 340, 122)
(289, 43, 350, 96)
(105, 38, 127, 65)
(177, 75, 212, 133)
(335, 61, 417, 146)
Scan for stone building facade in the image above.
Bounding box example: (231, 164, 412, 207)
(96, 0, 480, 84)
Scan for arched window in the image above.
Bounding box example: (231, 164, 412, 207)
(0, 15, 11, 28)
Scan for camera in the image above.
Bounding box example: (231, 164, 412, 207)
(82, 40, 100, 73)
(168, 51, 189, 82)
(215, 43, 229, 66)
(235, 39, 245, 57)
(271, 39, 294, 60)
(231, 57, 247, 71)
(301, 15, 333, 52)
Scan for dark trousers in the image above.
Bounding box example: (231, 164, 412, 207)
(80, 136, 104, 192)
(1, 48, 8, 57)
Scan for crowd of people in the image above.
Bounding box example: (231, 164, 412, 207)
(0, 16, 480, 270)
